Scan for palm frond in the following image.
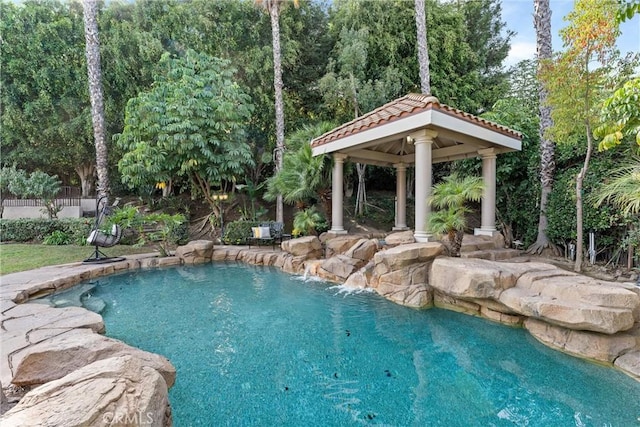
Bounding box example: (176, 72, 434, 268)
(591, 157, 640, 216)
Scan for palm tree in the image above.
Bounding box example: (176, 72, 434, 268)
(414, 0, 431, 94)
(257, 0, 298, 224)
(82, 0, 109, 199)
(428, 175, 484, 257)
(528, 0, 557, 255)
(264, 143, 332, 217)
(264, 121, 334, 218)
(593, 158, 640, 217)
(293, 206, 324, 236)
(592, 158, 640, 269)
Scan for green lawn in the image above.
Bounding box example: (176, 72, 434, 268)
(0, 244, 155, 275)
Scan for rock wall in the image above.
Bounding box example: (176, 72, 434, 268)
(275, 233, 640, 380)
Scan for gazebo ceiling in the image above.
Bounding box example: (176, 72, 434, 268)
(310, 93, 523, 167)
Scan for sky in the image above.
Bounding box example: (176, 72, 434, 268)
(501, 0, 640, 68)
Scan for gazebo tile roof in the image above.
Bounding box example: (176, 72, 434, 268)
(310, 93, 522, 148)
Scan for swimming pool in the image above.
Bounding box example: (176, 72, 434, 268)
(91, 262, 640, 426)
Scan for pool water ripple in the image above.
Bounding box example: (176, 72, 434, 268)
(92, 263, 640, 426)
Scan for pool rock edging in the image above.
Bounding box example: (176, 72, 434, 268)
(0, 253, 180, 424)
(210, 236, 640, 381)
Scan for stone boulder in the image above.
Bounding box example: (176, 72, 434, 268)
(429, 258, 550, 300)
(280, 254, 308, 275)
(370, 243, 444, 308)
(324, 236, 362, 258)
(1, 304, 105, 387)
(344, 239, 379, 264)
(524, 318, 637, 363)
(430, 257, 639, 334)
(343, 261, 375, 290)
(383, 230, 415, 246)
(0, 356, 171, 427)
(500, 287, 635, 334)
(10, 328, 176, 388)
(302, 259, 324, 277)
(375, 263, 432, 308)
(501, 270, 639, 334)
(318, 255, 364, 283)
(373, 242, 444, 274)
(211, 247, 241, 262)
(281, 236, 323, 258)
(614, 350, 640, 380)
(175, 240, 214, 264)
(0, 381, 9, 415)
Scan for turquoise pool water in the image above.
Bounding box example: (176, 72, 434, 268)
(92, 263, 640, 426)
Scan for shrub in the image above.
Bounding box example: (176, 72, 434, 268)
(0, 218, 92, 243)
(547, 154, 626, 260)
(43, 230, 71, 245)
(293, 207, 326, 236)
(1, 219, 61, 242)
(222, 220, 261, 245)
(103, 206, 187, 256)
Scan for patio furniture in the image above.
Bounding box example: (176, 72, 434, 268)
(83, 195, 125, 264)
(248, 222, 291, 249)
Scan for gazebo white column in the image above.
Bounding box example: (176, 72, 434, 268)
(475, 148, 497, 236)
(330, 153, 348, 234)
(412, 130, 437, 242)
(393, 163, 408, 231)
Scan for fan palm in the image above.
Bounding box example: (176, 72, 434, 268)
(428, 174, 484, 256)
(293, 206, 324, 236)
(592, 157, 640, 216)
(264, 122, 335, 217)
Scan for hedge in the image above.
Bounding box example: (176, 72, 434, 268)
(0, 218, 93, 244)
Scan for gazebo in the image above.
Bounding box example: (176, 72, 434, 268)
(310, 93, 523, 242)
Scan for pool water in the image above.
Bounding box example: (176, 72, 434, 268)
(92, 263, 640, 426)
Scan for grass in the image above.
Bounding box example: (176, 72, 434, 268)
(0, 244, 156, 276)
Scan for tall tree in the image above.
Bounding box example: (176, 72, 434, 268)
(327, 0, 511, 113)
(257, 0, 298, 224)
(541, 0, 620, 271)
(116, 51, 254, 215)
(0, 1, 96, 194)
(414, 0, 431, 94)
(528, 0, 558, 255)
(82, 0, 109, 198)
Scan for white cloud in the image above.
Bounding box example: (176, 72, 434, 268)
(505, 41, 537, 67)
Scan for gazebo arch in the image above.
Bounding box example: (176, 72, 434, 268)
(310, 93, 522, 242)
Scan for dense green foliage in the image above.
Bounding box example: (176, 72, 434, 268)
(103, 206, 188, 256)
(0, 218, 93, 244)
(221, 220, 291, 245)
(546, 151, 625, 252)
(293, 206, 326, 236)
(115, 50, 254, 208)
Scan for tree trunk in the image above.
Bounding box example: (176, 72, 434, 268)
(528, 0, 558, 255)
(83, 0, 109, 200)
(451, 229, 464, 257)
(75, 162, 95, 197)
(269, 2, 285, 224)
(317, 187, 332, 223)
(355, 163, 366, 216)
(574, 123, 594, 272)
(414, 0, 431, 94)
